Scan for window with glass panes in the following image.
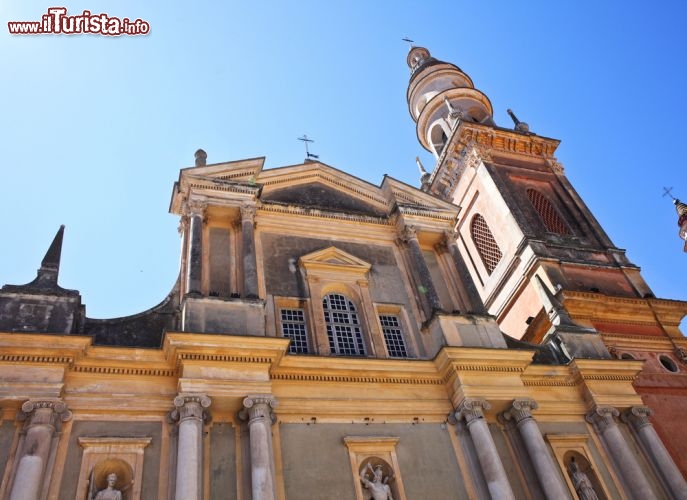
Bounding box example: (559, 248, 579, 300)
(323, 293, 366, 356)
(280, 308, 309, 354)
(379, 314, 408, 358)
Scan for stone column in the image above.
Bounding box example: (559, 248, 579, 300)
(185, 200, 206, 296)
(502, 399, 570, 499)
(9, 399, 71, 500)
(454, 398, 515, 500)
(170, 394, 211, 500)
(239, 395, 279, 500)
(444, 231, 487, 314)
(622, 406, 687, 500)
(240, 205, 259, 299)
(399, 225, 442, 318)
(586, 406, 656, 499)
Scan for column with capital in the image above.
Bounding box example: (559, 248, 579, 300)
(185, 200, 206, 296)
(502, 399, 571, 499)
(240, 205, 259, 299)
(453, 398, 515, 500)
(622, 406, 687, 500)
(239, 395, 279, 500)
(9, 399, 72, 500)
(399, 224, 442, 318)
(170, 394, 211, 500)
(586, 406, 656, 499)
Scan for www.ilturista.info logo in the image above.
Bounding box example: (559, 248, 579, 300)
(7, 7, 150, 36)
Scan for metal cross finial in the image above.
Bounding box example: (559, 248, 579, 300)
(402, 37, 415, 48)
(298, 135, 319, 160)
(662, 186, 676, 200)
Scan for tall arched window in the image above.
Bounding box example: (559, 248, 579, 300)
(526, 189, 570, 235)
(470, 214, 502, 274)
(323, 293, 366, 356)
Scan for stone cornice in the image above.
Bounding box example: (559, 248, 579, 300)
(259, 202, 391, 226)
(454, 122, 560, 159)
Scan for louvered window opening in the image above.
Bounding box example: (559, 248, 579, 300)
(471, 214, 502, 274)
(527, 189, 570, 235)
(323, 293, 366, 356)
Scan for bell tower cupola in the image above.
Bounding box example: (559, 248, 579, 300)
(407, 46, 494, 158)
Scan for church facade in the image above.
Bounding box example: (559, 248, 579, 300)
(1, 47, 686, 500)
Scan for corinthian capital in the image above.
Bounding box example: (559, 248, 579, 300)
(239, 394, 278, 425)
(586, 405, 620, 432)
(185, 199, 207, 217)
(240, 205, 257, 223)
(19, 398, 72, 428)
(170, 394, 211, 423)
(502, 398, 538, 424)
(398, 224, 417, 243)
(621, 406, 653, 431)
(455, 398, 491, 424)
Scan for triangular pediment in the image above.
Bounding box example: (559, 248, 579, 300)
(181, 157, 265, 182)
(258, 161, 390, 216)
(298, 246, 371, 274)
(381, 176, 459, 214)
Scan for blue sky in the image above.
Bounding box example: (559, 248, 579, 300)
(1, 1, 686, 319)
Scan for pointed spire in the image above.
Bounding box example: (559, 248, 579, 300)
(37, 225, 65, 285)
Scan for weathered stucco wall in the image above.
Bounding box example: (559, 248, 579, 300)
(209, 421, 237, 500)
(280, 423, 468, 500)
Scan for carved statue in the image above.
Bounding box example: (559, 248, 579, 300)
(360, 463, 393, 500)
(93, 473, 122, 500)
(567, 459, 599, 500)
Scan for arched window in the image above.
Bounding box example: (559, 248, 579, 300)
(470, 214, 502, 274)
(323, 293, 366, 356)
(526, 189, 570, 235)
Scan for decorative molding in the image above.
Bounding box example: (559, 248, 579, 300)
(522, 375, 577, 387)
(178, 353, 275, 364)
(0, 354, 74, 364)
(72, 365, 177, 377)
(270, 372, 441, 385)
(260, 202, 392, 225)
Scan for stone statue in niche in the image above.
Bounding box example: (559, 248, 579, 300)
(360, 462, 393, 500)
(567, 458, 599, 500)
(93, 472, 122, 500)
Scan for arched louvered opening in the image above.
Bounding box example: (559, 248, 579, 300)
(526, 189, 570, 235)
(470, 214, 502, 274)
(323, 293, 366, 356)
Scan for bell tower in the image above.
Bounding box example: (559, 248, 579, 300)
(406, 47, 653, 348)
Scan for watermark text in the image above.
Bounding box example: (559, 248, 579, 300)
(8, 7, 150, 36)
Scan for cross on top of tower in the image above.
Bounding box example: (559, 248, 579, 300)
(298, 135, 319, 161)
